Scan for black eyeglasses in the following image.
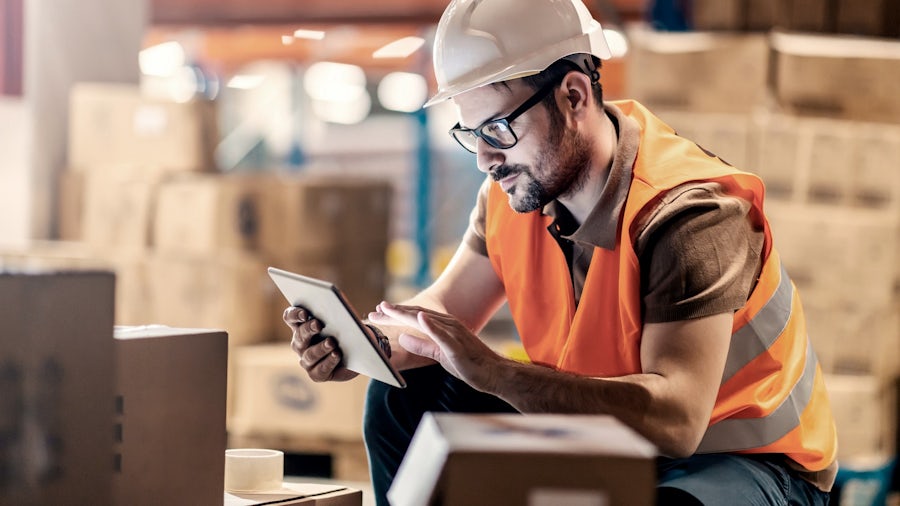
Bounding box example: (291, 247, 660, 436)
(449, 78, 561, 154)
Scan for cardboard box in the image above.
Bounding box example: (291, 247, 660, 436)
(0, 242, 151, 327)
(626, 27, 769, 114)
(772, 32, 900, 124)
(825, 374, 897, 460)
(753, 114, 900, 207)
(68, 82, 218, 174)
(690, 0, 743, 30)
(154, 174, 265, 255)
(806, 303, 900, 381)
(146, 252, 272, 346)
(0, 270, 116, 506)
(259, 175, 392, 259)
(767, 201, 900, 309)
(388, 413, 657, 506)
(690, 0, 782, 31)
(228, 344, 369, 441)
(56, 170, 84, 241)
(835, 0, 900, 37)
(785, 0, 833, 32)
(81, 171, 159, 256)
(652, 110, 756, 171)
(114, 326, 228, 506)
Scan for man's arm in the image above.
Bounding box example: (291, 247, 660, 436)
(380, 303, 732, 458)
(289, 240, 507, 381)
(370, 242, 508, 371)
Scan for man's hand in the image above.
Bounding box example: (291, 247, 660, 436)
(371, 301, 505, 391)
(284, 306, 359, 382)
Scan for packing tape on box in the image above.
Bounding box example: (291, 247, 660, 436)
(224, 448, 284, 493)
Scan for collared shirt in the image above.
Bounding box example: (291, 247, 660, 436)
(463, 103, 765, 323)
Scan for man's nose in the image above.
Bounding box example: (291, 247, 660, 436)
(475, 139, 503, 174)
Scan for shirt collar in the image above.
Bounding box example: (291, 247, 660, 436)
(543, 103, 640, 250)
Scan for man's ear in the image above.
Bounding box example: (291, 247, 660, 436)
(558, 71, 592, 119)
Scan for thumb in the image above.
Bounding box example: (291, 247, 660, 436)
(398, 332, 440, 361)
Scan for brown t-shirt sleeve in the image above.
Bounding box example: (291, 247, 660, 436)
(635, 181, 765, 323)
(463, 176, 492, 257)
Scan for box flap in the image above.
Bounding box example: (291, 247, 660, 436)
(114, 324, 225, 339)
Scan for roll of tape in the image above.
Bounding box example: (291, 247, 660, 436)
(224, 448, 284, 493)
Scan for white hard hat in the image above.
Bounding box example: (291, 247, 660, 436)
(424, 0, 612, 107)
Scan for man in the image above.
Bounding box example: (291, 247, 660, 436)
(285, 0, 838, 504)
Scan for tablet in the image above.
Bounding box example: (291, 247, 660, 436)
(267, 266, 406, 389)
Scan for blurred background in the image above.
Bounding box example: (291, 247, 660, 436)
(1, 0, 898, 504)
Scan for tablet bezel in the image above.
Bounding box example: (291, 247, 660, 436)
(267, 266, 406, 389)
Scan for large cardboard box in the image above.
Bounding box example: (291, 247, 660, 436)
(754, 114, 900, 207)
(652, 110, 756, 171)
(146, 252, 272, 346)
(153, 173, 265, 255)
(56, 170, 84, 241)
(805, 303, 900, 381)
(785, 0, 833, 32)
(228, 344, 369, 441)
(113, 326, 228, 506)
(0, 241, 150, 327)
(68, 82, 218, 173)
(691, 0, 782, 31)
(626, 27, 769, 114)
(772, 32, 900, 124)
(81, 171, 159, 256)
(388, 413, 657, 506)
(259, 175, 392, 259)
(0, 271, 116, 506)
(767, 201, 900, 309)
(835, 0, 900, 37)
(825, 374, 897, 461)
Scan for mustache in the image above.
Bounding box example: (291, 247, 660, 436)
(491, 164, 528, 182)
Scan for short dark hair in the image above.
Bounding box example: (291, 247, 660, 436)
(522, 54, 604, 109)
(491, 53, 604, 108)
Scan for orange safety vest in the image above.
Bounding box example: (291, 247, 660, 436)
(484, 100, 837, 471)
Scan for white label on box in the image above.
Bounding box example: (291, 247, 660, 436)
(528, 488, 608, 506)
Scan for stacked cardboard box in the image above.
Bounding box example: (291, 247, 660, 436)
(0, 271, 116, 505)
(227, 343, 372, 480)
(625, 27, 770, 114)
(691, 0, 900, 37)
(772, 32, 900, 124)
(58, 82, 394, 467)
(61, 83, 393, 346)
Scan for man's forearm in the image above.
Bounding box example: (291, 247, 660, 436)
(486, 358, 705, 457)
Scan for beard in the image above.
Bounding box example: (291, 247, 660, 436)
(493, 120, 593, 213)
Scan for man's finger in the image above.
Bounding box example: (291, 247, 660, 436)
(398, 332, 440, 361)
(284, 306, 313, 326)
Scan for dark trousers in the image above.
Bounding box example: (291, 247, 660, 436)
(362, 365, 830, 506)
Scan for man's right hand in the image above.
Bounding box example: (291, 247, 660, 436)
(284, 306, 359, 382)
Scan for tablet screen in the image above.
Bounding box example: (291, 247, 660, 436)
(268, 266, 406, 388)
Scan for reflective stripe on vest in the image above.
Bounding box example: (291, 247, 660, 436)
(721, 265, 793, 384)
(699, 336, 817, 453)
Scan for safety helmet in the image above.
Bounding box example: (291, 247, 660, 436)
(424, 0, 612, 107)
